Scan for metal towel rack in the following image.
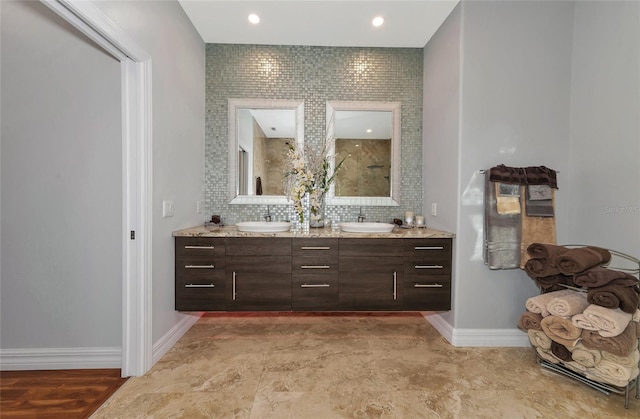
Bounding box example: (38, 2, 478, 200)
(536, 244, 639, 409)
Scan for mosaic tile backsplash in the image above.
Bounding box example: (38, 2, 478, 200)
(205, 44, 423, 225)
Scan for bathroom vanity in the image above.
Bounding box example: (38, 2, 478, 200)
(173, 226, 454, 312)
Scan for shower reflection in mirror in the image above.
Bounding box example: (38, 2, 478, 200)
(333, 110, 392, 197)
(237, 108, 293, 196)
(326, 101, 401, 207)
(228, 99, 304, 204)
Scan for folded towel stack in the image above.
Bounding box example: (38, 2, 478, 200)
(523, 244, 640, 316)
(519, 271, 640, 388)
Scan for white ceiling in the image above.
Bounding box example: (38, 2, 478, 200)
(178, 0, 459, 48)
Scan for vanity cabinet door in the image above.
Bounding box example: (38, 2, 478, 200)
(292, 238, 339, 310)
(175, 237, 227, 311)
(338, 239, 403, 310)
(402, 238, 452, 310)
(225, 238, 292, 311)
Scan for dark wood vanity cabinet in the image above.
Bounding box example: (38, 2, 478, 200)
(225, 238, 292, 311)
(402, 238, 452, 311)
(175, 236, 452, 312)
(338, 239, 404, 310)
(291, 238, 339, 310)
(175, 237, 227, 311)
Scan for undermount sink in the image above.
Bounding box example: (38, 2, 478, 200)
(339, 222, 396, 233)
(236, 221, 291, 233)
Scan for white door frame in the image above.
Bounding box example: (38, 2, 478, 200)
(41, 0, 152, 377)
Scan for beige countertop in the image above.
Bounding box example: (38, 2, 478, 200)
(172, 224, 455, 239)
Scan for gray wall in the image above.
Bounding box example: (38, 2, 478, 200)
(1, 0, 122, 349)
(1, 0, 205, 362)
(567, 0, 640, 257)
(205, 44, 424, 224)
(424, 0, 639, 333)
(94, 0, 206, 343)
(424, 0, 575, 330)
(422, 3, 462, 327)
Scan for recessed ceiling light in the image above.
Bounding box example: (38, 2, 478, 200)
(366, 129, 373, 133)
(372, 16, 384, 27)
(248, 14, 260, 24)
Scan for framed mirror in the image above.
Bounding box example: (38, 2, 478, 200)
(326, 101, 401, 206)
(228, 99, 304, 204)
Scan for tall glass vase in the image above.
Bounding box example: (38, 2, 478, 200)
(309, 190, 326, 228)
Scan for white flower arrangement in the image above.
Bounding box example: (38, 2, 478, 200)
(284, 134, 344, 224)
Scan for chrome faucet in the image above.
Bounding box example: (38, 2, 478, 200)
(357, 207, 366, 223)
(264, 205, 272, 222)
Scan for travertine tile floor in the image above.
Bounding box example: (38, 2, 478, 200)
(93, 312, 639, 418)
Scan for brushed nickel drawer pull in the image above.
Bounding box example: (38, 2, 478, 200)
(301, 265, 330, 269)
(414, 246, 444, 250)
(185, 264, 215, 269)
(393, 271, 397, 300)
(414, 283, 444, 288)
(185, 283, 215, 288)
(232, 272, 237, 300)
(301, 246, 331, 250)
(414, 265, 444, 269)
(301, 284, 330, 288)
(184, 245, 215, 249)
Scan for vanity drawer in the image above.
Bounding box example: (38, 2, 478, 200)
(175, 272, 226, 311)
(225, 238, 291, 256)
(339, 239, 403, 258)
(176, 237, 225, 259)
(177, 263, 222, 280)
(403, 259, 451, 275)
(292, 238, 338, 261)
(402, 275, 451, 311)
(177, 253, 225, 277)
(292, 273, 339, 310)
(403, 239, 452, 260)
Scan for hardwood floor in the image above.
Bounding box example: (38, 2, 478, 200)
(0, 369, 127, 418)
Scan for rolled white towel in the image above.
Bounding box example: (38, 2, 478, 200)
(528, 329, 552, 350)
(526, 289, 574, 317)
(571, 313, 599, 331)
(601, 348, 640, 369)
(547, 290, 589, 318)
(536, 346, 561, 364)
(563, 361, 588, 374)
(585, 360, 639, 387)
(582, 304, 633, 337)
(570, 342, 601, 368)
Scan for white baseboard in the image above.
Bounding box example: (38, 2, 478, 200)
(152, 312, 202, 365)
(424, 313, 530, 347)
(0, 347, 121, 370)
(0, 313, 202, 371)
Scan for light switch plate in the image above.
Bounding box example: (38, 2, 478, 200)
(162, 200, 174, 218)
(196, 200, 203, 214)
(431, 203, 437, 216)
